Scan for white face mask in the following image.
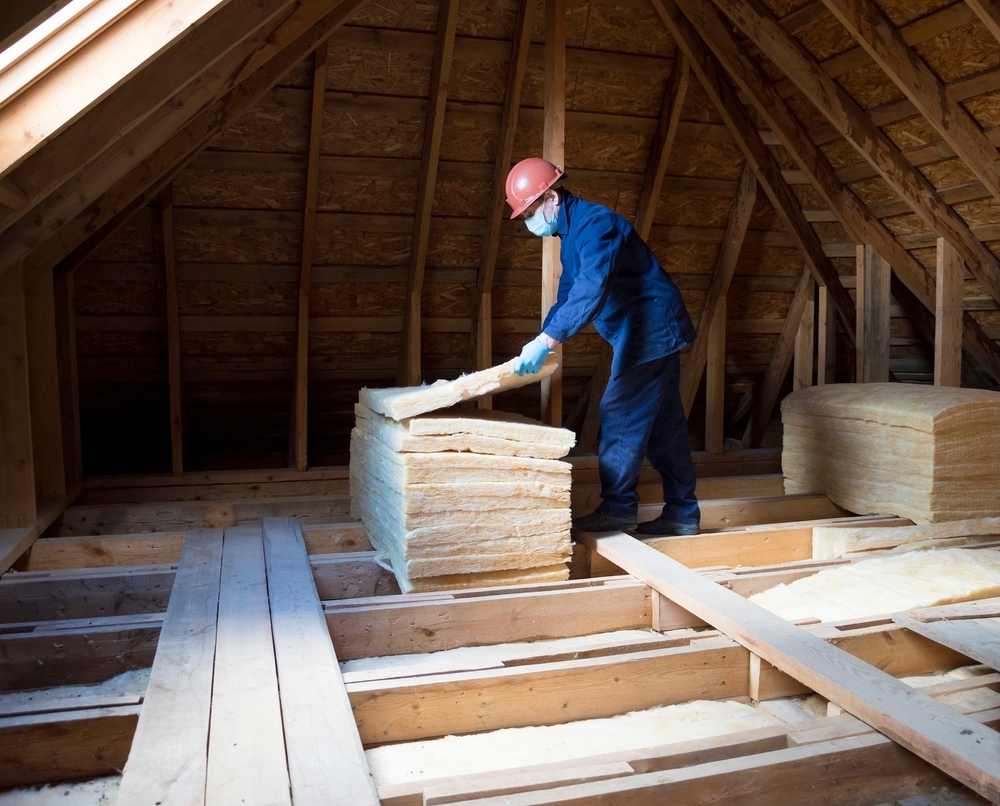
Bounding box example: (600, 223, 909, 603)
(524, 195, 559, 237)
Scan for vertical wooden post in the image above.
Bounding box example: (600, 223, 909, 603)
(290, 41, 329, 471)
(24, 270, 66, 502)
(816, 285, 836, 385)
(935, 237, 964, 387)
(0, 263, 36, 529)
(541, 0, 566, 426)
(856, 244, 890, 383)
(705, 296, 726, 454)
(53, 271, 82, 487)
(793, 282, 815, 391)
(161, 185, 184, 475)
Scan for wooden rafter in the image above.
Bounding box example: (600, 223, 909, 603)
(820, 0, 1000, 204)
(679, 161, 756, 417)
(398, 0, 461, 388)
(651, 0, 857, 339)
(579, 54, 689, 451)
(0, 0, 368, 279)
(52, 271, 82, 487)
(24, 0, 370, 287)
(935, 238, 964, 388)
(666, 0, 1000, 387)
(966, 0, 1000, 44)
(855, 244, 890, 383)
(541, 0, 566, 426)
(290, 40, 330, 472)
(713, 0, 1000, 307)
(704, 295, 727, 453)
(160, 185, 183, 476)
(468, 0, 534, 411)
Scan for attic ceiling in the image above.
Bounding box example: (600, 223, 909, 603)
(2, 0, 1000, 474)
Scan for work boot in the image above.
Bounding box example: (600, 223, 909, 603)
(635, 517, 700, 536)
(571, 509, 637, 532)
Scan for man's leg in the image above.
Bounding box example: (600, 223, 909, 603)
(592, 356, 671, 523)
(642, 352, 700, 530)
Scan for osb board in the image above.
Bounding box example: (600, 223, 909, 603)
(811, 221, 851, 243)
(177, 281, 298, 315)
(321, 104, 425, 159)
(760, 0, 817, 19)
(881, 213, 931, 238)
(211, 89, 310, 153)
(75, 278, 161, 315)
(314, 231, 412, 265)
(679, 78, 724, 125)
(434, 178, 492, 219)
(726, 290, 795, 320)
(837, 62, 907, 111)
(921, 158, 979, 190)
(326, 38, 432, 99)
(784, 91, 830, 130)
(881, 115, 941, 151)
(493, 284, 542, 317)
(665, 141, 747, 180)
(954, 198, 1000, 227)
(794, 11, 856, 62)
(76, 331, 166, 356)
(963, 90, 1000, 129)
(819, 138, 864, 171)
(846, 175, 898, 205)
(174, 225, 302, 264)
(88, 219, 160, 263)
(309, 282, 407, 316)
(180, 332, 294, 356)
(913, 19, 1000, 83)
(655, 195, 735, 228)
(735, 245, 807, 277)
(873, 0, 953, 27)
(170, 169, 305, 210)
(648, 242, 720, 275)
(579, 0, 673, 56)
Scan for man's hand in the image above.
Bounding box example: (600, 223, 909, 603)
(513, 337, 552, 376)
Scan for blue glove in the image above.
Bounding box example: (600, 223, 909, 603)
(514, 337, 552, 376)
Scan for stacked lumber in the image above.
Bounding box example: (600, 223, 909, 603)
(782, 383, 1000, 523)
(350, 359, 576, 594)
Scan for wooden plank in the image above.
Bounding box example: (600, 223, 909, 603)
(290, 41, 329, 471)
(743, 268, 812, 447)
(205, 525, 289, 805)
(583, 532, 1000, 803)
(821, 0, 1000, 204)
(116, 529, 223, 806)
(0, 262, 35, 530)
(705, 297, 726, 454)
(793, 280, 814, 391)
(399, 0, 460, 387)
(52, 270, 82, 487)
(325, 578, 651, 660)
(682, 163, 756, 415)
(935, 238, 964, 388)
(470, 0, 534, 389)
(856, 245, 890, 383)
(311, 551, 399, 600)
(816, 285, 836, 385)
(262, 518, 378, 805)
(893, 613, 1000, 671)
(19, 532, 187, 570)
(161, 184, 184, 476)
(906, 598, 1000, 622)
(541, 0, 566, 426)
(716, 0, 1000, 307)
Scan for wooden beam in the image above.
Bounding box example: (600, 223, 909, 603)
(52, 270, 82, 487)
(116, 529, 223, 806)
(24, 269, 66, 501)
(680, 162, 756, 415)
(966, 0, 1000, 45)
(583, 532, 1000, 803)
(290, 41, 329, 471)
(935, 238, 964, 387)
(792, 280, 814, 391)
(206, 526, 290, 805)
(470, 0, 534, 395)
(856, 245, 890, 383)
(541, 0, 566, 426)
(712, 0, 1000, 308)
(651, 0, 856, 339)
(6, 0, 371, 284)
(821, 0, 1000, 204)
(704, 296, 727, 454)
(743, 269, 812, 447)
(398, 0, 460, 387)
(160, 185, 183, 476)
(262, 518, 378, 805)
(816, 285, 835, 385)
(0, 262, 35, 529)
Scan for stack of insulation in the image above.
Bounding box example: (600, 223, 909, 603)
(782, 383, 1000, 523)
(350, 357, 576, 593)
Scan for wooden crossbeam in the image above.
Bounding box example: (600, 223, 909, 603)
(262, 518, 378, 804)
(469, 0, 534, 395)
(680, 162, 756, 416)
(116, 529, 223, 806)
(935, 238, 964, 387)
(583, 532, 1000, 803)
(398, 0, 460, 387)
(651, 0, 856, 340)
(714, 0, 1000, 308)
(821, 0, 1000, 205)
(290, 41, 330, 472)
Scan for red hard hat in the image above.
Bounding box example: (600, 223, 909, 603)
(505, 158, 564, 219)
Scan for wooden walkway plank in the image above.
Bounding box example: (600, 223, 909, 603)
(893, 613, 1000, 672)
(117, 529, 224, 806)
(206, 525, 290, 806)
(262, 517, 378, 805)
(581, 531, 1000, 803)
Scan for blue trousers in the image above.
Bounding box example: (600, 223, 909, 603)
(597, 353, 700, 525)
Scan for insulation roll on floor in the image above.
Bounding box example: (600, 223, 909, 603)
(781, 383, 1000, 522)
(351, 364, 576, 593)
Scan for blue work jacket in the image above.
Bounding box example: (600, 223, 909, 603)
(541, 190, 695, 378)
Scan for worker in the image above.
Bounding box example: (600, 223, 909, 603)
(506, 157, 700, 536)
